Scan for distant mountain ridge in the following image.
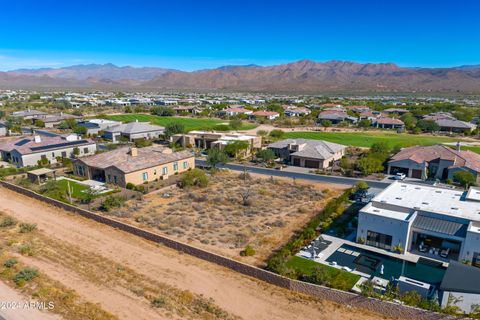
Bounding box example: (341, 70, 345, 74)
(4, 60, 480, 93)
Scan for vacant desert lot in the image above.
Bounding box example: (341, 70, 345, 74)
(118, 172, 344, 264)
(0, 186, 394, 320)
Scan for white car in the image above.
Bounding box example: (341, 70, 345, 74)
(394, 172, 406, 180)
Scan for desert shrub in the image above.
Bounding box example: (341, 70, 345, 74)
(18, 223, 37, 233)
(0, 216, 17, 228)
(14, 267, 38, 285)
(19, 244, 34, 256)
(100, 195, 126, 211)
(179, 169, 208, 188)
(3, 258, 17, 268)
(151, 296, 167, 308)
(240, 245, 256, 256)
(134, 185, 146, 193)
(125, 182, 135, 190)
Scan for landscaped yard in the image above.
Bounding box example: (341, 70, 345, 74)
(283, 131, 478, 152)
(55, 179, 90, 199)
(104, 114, 257, 132)
(107, 171, 344, 265)
(286, 256, 360, 290)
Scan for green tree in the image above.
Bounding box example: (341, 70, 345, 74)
(73, 125, 87, 135)
(152, 106, 175, 116)
(269, 129, 284, 139)
(356, 181, 369, 190)
(321, 120, 332, 131)
(400, 113, 417, 130)
(34, 119, 45, 127)
(164, 122, 186, 139)
(72, 147, 80, 157)
(358, 119, 371, 128)
(206, 148, 228, 171)
(417, 119, 440, 133)
(356, 156, 384, 176)
(370, 141, 391, 160)
(224, 140, 249, 158)
(257, 149, 275, 163)
(229, 119, 242, 130)
(179, 168, 208, 188)
(453, 171, 476, 188)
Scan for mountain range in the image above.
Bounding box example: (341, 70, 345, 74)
(2, 60, 480, 93)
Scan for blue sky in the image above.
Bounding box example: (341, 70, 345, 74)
(0, 0, 479, 71)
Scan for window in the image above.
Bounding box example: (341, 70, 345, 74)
(183, 161, 188, 169)
(366, 231, 392, 250)
(142, 172, 148, 181)
(162, 167, 167, 175)
(173, 162, 178, 171)
(84, 147, 89, 154)
(114, 176, 117, 184)
(107, 174, 111, 182)
(52, 152, 55, 158)
(61, 151, 67, 158)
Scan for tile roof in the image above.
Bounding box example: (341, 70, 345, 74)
(268, 138, 346, 160)
(78, 146, 193, 173)
(389, 145, 480, 173)
(375, 117, 404, 125)
(252, 111, 279, 117)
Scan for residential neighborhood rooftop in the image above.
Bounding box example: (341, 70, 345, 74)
(268, 138, 346, 160)
(104, 121, 165, 134)
(77, 146, 193, 173)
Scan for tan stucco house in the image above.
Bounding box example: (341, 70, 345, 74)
(73, 146, 194, 187)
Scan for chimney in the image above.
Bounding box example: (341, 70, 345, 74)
(34, 135, 41, 143)
(129, 147, 138, 157)
(456, 141, 461, 152)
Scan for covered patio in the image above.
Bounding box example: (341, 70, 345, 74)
(408, 215, 466, 262)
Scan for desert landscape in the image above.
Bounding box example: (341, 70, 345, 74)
(0, 186, 393, 320)
(113, 172, 344, 264)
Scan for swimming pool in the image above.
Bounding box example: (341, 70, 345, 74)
(325, 244, 446, 285)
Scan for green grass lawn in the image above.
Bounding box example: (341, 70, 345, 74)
(283, 131, 476, 151)
(55, 179, 90, 199)
(104, 114, 257, 132)
(286, 256, 360, 290)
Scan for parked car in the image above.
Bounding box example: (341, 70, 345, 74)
(394, 172, 406, 180)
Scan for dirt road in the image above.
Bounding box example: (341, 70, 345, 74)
(0, 187, 394, 320)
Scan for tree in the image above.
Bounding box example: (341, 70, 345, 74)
(224, 140, 249, 158)
(356, 156, 384, 176)
(164, 122, 186, 139)
(229, 119, 242, 130)
(34, 119, 45, 127)
(269, 129, 284, 139)
(73, 125, 87, 135)
(152, 106, 175, 117)
(321, 120, 332, 131)
(417, 119, 440, 133)
(179, 169, 208, 188)
(356, 181, 369, 190)
(453, 171, 476, 188)
(257, 149, 275, 163)
(400, 113, 417, 130)
(73, 147, 80, 157)
(206, 148, 228, 171)
(370, 142, 391, 160)
(358, 119, 371, 128)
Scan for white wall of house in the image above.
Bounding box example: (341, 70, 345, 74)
(441, 291, 480, 314)
(12, 144, 97, 167)
(127, 130, 164, 141)
(357, 210, 413, 252)
(460, 227, 480, 262)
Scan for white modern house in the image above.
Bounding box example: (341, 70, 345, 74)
(357, 182, 480, 264)
(0, 134, 97, 167)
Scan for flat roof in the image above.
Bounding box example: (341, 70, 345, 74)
(371, 182, 480, 222)
(362, 202, 413, 221)
(440, 261, 480, 294)
(27, 168, 55, 175)
(466, 187, 480, 202)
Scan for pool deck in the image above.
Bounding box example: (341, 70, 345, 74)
(318, 234, 449, 268)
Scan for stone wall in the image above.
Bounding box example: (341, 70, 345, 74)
(0, 181, 455, 320)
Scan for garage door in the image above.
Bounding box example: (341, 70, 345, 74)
(304, 159, 320, 168)
(292, 158, 301, 166)
(411, 169, 422, 179)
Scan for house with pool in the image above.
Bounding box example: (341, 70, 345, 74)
(357, 181, 480, 265)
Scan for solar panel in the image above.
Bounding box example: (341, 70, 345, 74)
(30, 140, 91, 152)
(14, 139, 31, 146)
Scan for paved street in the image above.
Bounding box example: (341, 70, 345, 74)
(195, 159, 391, 189)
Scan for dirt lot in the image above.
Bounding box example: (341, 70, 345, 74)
(115, 172, 345, 264)
(0, 187, 396, 320)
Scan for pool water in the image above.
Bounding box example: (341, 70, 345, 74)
(325, 244, 446, 285)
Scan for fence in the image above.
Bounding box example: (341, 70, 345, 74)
(0, 180, 454, 320)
